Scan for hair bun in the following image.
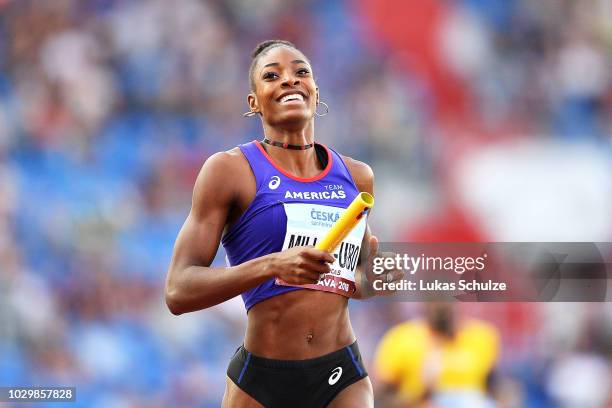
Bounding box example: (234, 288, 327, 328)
(251, 40, 296, 59)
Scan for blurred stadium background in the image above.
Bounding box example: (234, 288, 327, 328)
(0, 0, 611, 406)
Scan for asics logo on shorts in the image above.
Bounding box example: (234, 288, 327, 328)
(268, 176, 281, 190)
(328, 367, 342, 385)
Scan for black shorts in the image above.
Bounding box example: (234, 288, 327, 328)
(227, 341, 368, 408)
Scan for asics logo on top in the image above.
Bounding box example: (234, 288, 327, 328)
(328, 367, 343, 385)
(268, 176, 281, 190)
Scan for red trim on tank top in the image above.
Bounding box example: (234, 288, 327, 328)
(253, 140, 333, 182)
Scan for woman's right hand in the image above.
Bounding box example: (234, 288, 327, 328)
(264, 246, 336, 285)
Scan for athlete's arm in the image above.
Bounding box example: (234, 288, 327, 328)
(343, 157, 404, 299)
(165, 150, 334, 315)
(342, 157, 378, 300)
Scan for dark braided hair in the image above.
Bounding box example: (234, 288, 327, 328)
(248, 40, 308, 91)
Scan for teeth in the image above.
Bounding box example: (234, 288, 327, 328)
(280, 93, 304, 103)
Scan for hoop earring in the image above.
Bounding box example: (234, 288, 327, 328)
(243, 110, 257, 117)
(315, 101, 329, 117)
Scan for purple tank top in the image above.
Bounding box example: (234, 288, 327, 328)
(221, 140, 363, 311)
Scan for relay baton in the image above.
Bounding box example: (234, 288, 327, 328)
(275, 192, 374, 293)
(316, 192, 374, 254)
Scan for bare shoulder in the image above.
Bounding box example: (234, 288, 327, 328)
(196, 147, 250, 184)
(191, 146, 253, 212)
(202, 147, 248, 172)
(341, 155, 374, 195)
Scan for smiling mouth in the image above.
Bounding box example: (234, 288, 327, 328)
(278, 93, 306, 104)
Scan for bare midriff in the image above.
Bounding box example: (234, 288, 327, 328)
(244, 289, 354, 359)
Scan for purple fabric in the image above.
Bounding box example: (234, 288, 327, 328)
(221, 140, 361, 311)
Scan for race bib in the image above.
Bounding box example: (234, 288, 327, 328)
(275, 202, 368, 297)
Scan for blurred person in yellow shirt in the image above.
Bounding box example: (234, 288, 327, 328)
(374, 303, 500, 408)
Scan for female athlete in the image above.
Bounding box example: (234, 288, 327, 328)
(165, 40, 387, 408)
